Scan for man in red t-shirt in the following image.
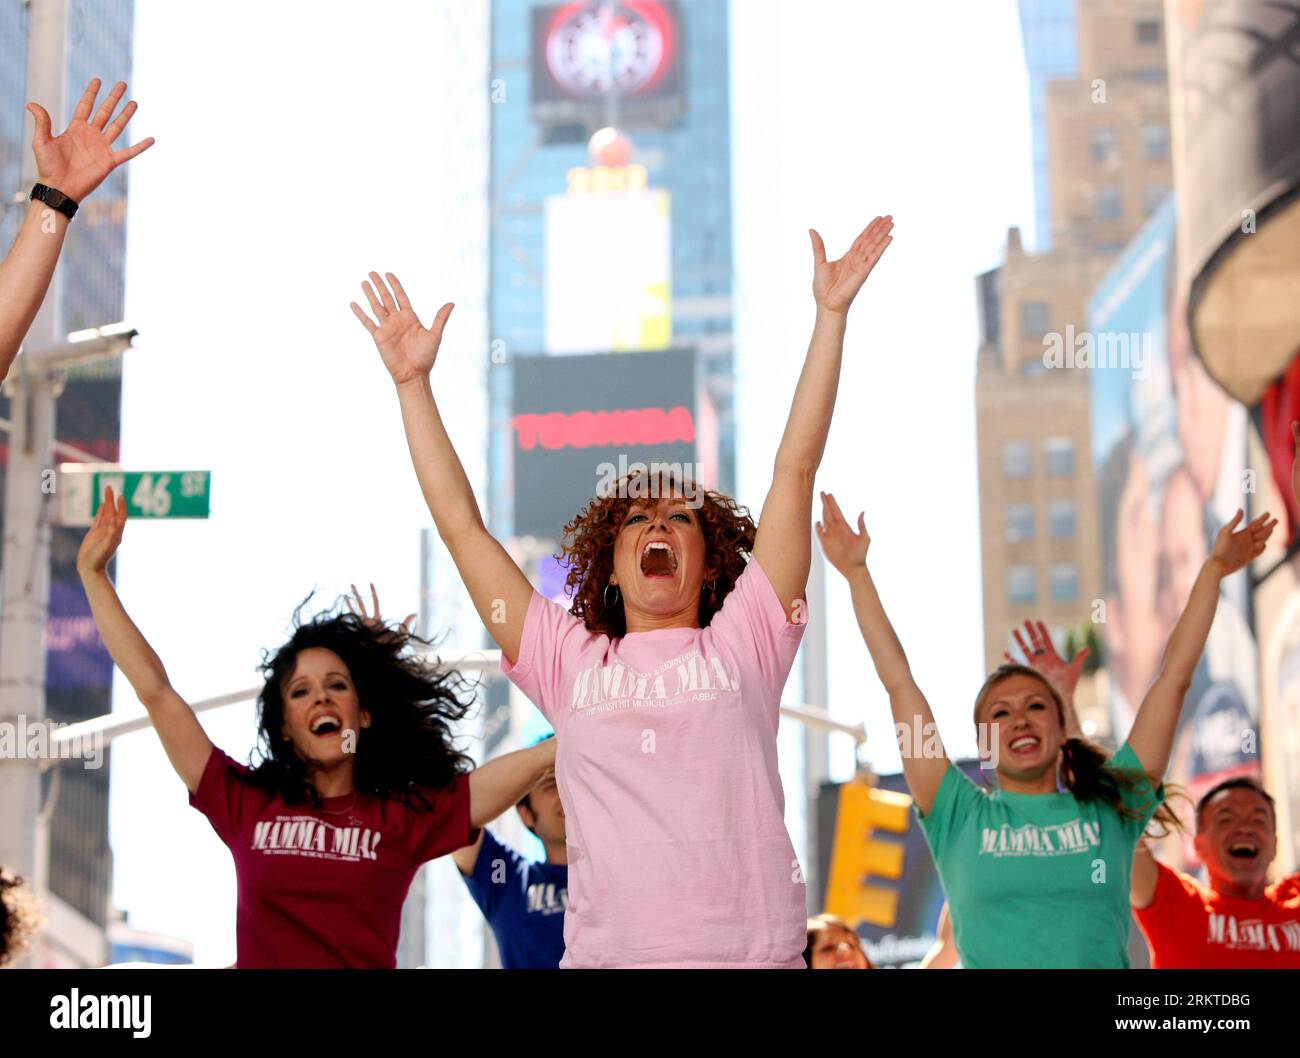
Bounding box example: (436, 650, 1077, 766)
(1131, 776, 1300, 968)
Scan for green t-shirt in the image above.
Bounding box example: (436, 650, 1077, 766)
(917, 742, 1164, 969)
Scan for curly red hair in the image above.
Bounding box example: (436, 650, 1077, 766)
(558, 469, 756, 636)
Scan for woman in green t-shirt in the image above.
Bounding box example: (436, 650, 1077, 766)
(815, 492, 1275, 968)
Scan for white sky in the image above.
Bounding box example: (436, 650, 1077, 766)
(107, 0, 1032, 965)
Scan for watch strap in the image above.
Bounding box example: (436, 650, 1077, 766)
(31, 182, 79, 220)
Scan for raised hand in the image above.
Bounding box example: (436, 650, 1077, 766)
(1004, 619, 1088, 700)
(810, 215, 894, 315)
(345, 581, 416, 635)
(1210, 509, 1276, 577)
(28, 79, 154, 203)
(350, 271, 453, 387)
(815, 490, 870, 576)
(76, 485, 126, 575)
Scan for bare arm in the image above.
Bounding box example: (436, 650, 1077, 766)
(351, 273, 534, 664)
(0, 79, 153, 380)
(467, 739, 557, 830)
(451, 830, 486, 876)
(1127, 511, 1274, 777)
(817, 491, 949, 814)
(76, 489, 212, 793)
(752, 218, 892, 619)
(1130, 841, 1159, 910)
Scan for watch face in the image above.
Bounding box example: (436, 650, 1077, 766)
(543, 1, 676, 99)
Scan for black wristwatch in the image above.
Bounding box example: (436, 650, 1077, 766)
(30, 182, 79, 220)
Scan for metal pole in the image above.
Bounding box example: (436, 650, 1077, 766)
(0, 0, 70, 899)
(801, 553, 831, 910)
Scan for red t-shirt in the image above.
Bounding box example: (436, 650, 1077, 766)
(1134, 860, 1300, 968)
(189, 747, 477, 968)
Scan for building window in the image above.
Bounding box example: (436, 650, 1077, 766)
(1140, 123, 1168, 160)
(1143, 184, 1169, 217)
(1002, 441, 1032, 479)
(1049, 563, 1080, 601)
(1005, 503, 1035, 543)
(1048, 500, 1077, 539)
(1020, 300, 1050, 337)
(1095, 187, 1122, 220)
(1044, 436, 1075, 476)
(1091, 127, 1118, 163)
(1009, 565, 1037, 604)
(1136, 19, 1161, 45)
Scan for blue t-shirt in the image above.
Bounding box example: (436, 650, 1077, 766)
(462, 829, 568, 969)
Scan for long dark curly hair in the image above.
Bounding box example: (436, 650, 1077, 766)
(239, 596, 476, 809)
(559, 468, 757, 637)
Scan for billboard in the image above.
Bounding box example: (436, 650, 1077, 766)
(530, 1, 686, 128)
(544, 185, 671, 354)
(1167, 0, 1300, 403)
(510, 348, 701, 538)
(1089, 198, 1265, 870)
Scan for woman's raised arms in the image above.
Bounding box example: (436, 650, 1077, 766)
(351, 272, 534, 663)
(816, 490, 949, 814)
(1, 79, 153, 380)
(1127, 510, 1275, 778)
(751, 218, 893, 619)
(76, 488, 212, 794)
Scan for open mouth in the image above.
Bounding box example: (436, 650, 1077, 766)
(1227, 840, 1260, 860)
(1008, 734, 1040, 756)
(640, 540, 678, 579)
(309, 712, 343, 737)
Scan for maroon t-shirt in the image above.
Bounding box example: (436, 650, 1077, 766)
(189, 746, 476, 968)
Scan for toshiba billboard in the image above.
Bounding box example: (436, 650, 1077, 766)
(510, 348, 708, 538)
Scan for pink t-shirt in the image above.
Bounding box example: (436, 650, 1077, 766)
(502, 556, 807, 967)
(190, 747, 476, 968)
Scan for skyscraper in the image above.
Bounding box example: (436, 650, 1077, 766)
(975, 0, 1171, 737)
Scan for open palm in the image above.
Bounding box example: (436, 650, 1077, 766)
(350, 271, 453, 387)
(29, 79, 153, 203)
(1212, 509, 1276, 576)
(76, 486, 127, 575)
(811, 215, 894, 315)
(815, 491, 870, 575)
(1004, 619, 1088, 700)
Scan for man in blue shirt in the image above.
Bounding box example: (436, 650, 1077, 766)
(454, 768, 568, 968)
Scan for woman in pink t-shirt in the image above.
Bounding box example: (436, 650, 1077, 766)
(77, 498, 556, 968)
(350, 216, 893, 966)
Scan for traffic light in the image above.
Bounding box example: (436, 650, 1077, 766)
(824, 780, 913, 927)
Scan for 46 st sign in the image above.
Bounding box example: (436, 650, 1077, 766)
(55, 464, 211, 525)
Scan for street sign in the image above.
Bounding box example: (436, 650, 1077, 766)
(56, 464, 211, 526)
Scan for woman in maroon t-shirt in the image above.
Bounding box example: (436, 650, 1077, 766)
(76, 489, 556, 968)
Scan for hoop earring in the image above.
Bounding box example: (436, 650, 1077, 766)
(603, 583, 620, 609)
(702, 580, 715, 597)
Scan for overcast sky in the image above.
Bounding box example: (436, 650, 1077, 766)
(106, 0, 1032, 965)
